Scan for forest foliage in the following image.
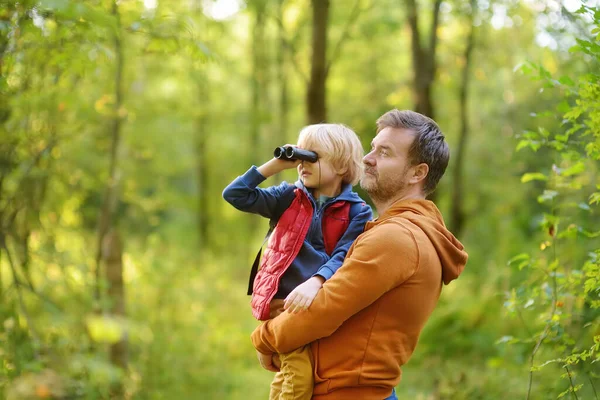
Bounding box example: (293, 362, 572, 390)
(0, 0, 599, 399)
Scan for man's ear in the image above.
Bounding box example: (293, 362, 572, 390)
(409, 163, 429, 185)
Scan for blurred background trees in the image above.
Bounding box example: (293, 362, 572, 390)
(0, 0, 598, 399)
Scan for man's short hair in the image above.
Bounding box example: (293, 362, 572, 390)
(376, 109, 449, 195)
(297, 124, 364, 186)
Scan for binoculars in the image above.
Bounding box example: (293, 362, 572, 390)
(273, 146, 318, 163)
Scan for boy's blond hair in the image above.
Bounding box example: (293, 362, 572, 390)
(297, 123, 364, 186)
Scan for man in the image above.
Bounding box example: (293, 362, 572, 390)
(251, 109, 468, 400)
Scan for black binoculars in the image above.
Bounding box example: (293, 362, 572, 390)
(273, 146, 318, 163)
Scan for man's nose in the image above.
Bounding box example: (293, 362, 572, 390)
(363, 151, 375, 166)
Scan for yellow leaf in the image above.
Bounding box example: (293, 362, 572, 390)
(86, 316, 124, 344)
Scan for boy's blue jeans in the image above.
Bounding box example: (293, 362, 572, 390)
(384, 388, 398, 400)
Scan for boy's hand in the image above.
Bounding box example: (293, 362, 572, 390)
(272, 354, 281, 370)
(256, 350, 279, 372)
(257, 144, 302, 178)
(284, 276, 325, 313)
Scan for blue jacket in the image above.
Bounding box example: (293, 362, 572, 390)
(222, 166, 373, 298)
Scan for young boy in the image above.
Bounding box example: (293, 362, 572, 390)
(223, 124, 372, 400)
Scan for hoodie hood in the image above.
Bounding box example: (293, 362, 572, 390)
(378, 198, 468, 284)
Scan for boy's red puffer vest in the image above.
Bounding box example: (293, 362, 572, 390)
(251, 188, 352, 321)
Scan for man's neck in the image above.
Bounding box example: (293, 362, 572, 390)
(373, 192, 426, 217)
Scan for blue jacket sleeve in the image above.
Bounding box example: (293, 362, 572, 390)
(314, 202, 373, 280)
(222, 166, 292, 219)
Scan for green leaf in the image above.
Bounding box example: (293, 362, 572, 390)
(514, 62, 534, 75)
(549, 141, 566, 151)
(508, 253, 529, 264)
(508, 253, 531, 270)
(555, 133, 569, 143)
(558, 76, 575, 86)
(564, 108, 583, 120)
(569, 45, 582, 53)
(516, 140, 543, 152)
(561, 161, 585, 177)
(516, 140, 530, 151)
(538, 65, 552, 79)
(557, 101, 571, 115)
(521, 172, 548, 183)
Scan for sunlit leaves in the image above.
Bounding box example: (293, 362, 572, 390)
(521, 172, 548, 183)
(508, 253, 531, 270)
(38, 0, 118, 32)
(504, 5, 600, 397)
(85, 315, 124, 345)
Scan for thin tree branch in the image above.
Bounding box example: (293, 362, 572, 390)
(450, 0, 476, 237)
(589, 376, 599, 400)
(564, 365, 579, 400)
(15, 281, 62, 312)
(515, 305, 534, 337)
(326, 0, 372, 74)
(429, 0, 442, 61)
(1, 140, 56, 215)
(527, 222, 559, 400)
(269, 13, 309, 83)
(1, 237, 40, 359)
(405, 0, 422, 71)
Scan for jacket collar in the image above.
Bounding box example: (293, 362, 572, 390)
(294, 180, 361, 203)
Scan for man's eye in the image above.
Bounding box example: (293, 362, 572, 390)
(380, 150, 388, 156)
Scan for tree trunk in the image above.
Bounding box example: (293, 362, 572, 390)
(405, 0, 441, 120)
(195, 83, 209, 248)
(405, 0, 441, 202)
(451, 0, 477, 237)
(102, 230, 127, 395)
(95, 0, 124, 308)
(248, 0, 268, 237)
(0, 12, 9, 302)
(307, 0, 329, 124)
(274, 0, 288, 183)
(94, 4, 128, 395)
(250, 0, 267, 165)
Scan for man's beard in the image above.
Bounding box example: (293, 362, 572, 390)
(360, 168, 408, 203)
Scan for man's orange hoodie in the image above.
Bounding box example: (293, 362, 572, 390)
(252, 199, 468, 399)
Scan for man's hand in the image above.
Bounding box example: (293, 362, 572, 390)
(256, 350, 280, 372)
(284, 276, 325, 313)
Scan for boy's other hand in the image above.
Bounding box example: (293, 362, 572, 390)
(284, 276, 325, 313)
(272, 354, 281, 370)
(257, 350, 279, 372)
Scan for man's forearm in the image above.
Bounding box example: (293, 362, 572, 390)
(251, 223, 418, 355)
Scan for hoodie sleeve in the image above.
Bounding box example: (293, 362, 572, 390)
(314, 202, 373, 281)
(222, 166, 292, 219)
(251, 220, 419, 355)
